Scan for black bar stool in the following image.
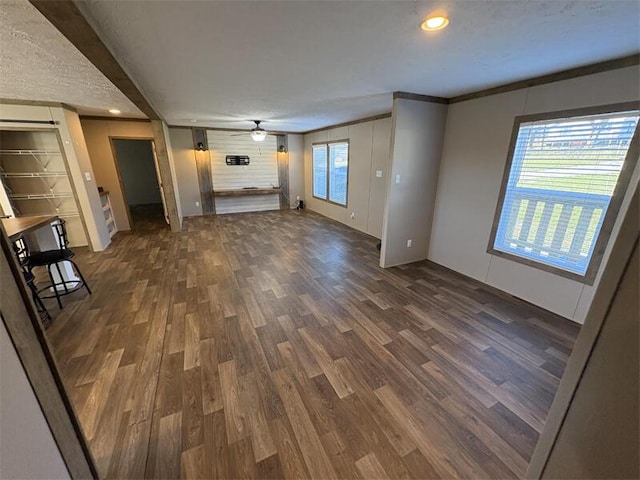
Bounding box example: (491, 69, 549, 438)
(29, 219, 91, 309)
(11, 236, 51, 323)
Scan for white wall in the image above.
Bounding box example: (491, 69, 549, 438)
(0, 322, 70, 480)
(112, 139, 162, 205)
(429, 66, 640, 323)
(168, 128, 203, 217)
(208, 131, 279, 214)
(380, 99, 448, 267)
(303, 117, 392, 238)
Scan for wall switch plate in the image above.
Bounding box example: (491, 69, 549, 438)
(395, 174, 401, 184)
(407, 239, 412, 248)
(376, 170, 383, 178)
(350, 212, 355, 220)
(195, 201, 200, 207)
(84, 172, 91, 181)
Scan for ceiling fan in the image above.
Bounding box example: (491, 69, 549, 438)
(231, 120, 276, 142)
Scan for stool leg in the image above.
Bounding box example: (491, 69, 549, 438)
(70, 260, 91, 295)
(55, 262, 70, 294)
(47, 264, 63, 309)
(27, 280, 51, 323)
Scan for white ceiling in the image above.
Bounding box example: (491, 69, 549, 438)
(0, 0, 144, 117)
(2, 1, 638, 132)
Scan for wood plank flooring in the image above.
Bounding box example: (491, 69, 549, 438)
(45, 209, 579, 479)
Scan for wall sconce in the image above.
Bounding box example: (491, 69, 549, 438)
(277, 134, 288, 154)
(192, 128, 208, 152)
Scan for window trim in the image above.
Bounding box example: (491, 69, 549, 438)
(311, 139, 350, 208)
(487, 101, 639, 285)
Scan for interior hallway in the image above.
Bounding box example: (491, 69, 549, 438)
(45, 210, 579, 479)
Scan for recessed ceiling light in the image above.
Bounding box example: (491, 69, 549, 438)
(109, 109, 121, 114)
(190, 119, 198, 123)
(421, 15, 449, 31)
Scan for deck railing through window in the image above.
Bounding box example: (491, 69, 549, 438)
(494, 186, 611, 274)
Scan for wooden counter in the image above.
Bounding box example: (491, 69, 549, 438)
(1, 215, 59, 240)
(213, 188, 280, 198)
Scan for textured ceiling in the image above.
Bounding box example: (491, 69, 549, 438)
(75, 0, 640, 132)
(2, 1, 638, 131)
(0, 0, 144, 118)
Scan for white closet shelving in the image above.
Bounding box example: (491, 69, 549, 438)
(100, 191, 117, 238)
(0, 130, 87, 246)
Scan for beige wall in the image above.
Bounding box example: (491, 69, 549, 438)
(57, 109, 111, 250)
(159, 121, 183, 229)
(168, 128, 202, 217)
(429, 65, 640, 322)
(380, 99, 448, 267)
(303, 117, 392, 238)
(81, 119, 154, 231)
(288, 134, 304, 208)
(541, 245, 638, 479)
(0, 321, 70, 480)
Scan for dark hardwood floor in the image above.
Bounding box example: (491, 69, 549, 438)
(44, 209, 579, 479)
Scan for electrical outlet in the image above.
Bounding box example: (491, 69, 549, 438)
(407, 239, 412, 248)
(350, 212, 355, 220)
(84, 172, 92, 181)
(395, 174, 401, 184)
(296, 195, 300, 201)
(376, 170, 383, 178)
(195, 201, 200, 207)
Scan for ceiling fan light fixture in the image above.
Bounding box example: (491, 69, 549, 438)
(251, 130, 267, 142)
(421, 15, 449, 31)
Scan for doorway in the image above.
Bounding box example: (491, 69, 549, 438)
(111, 138, 167, 228)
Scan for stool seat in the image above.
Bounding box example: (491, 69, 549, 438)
(29, 248, 75, 265)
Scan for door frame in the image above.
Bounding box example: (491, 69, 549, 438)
(108, 136, 166, 230)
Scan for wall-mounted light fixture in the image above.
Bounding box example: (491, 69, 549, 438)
(276, 134, 288, 154)
(192, 128, 208, 152)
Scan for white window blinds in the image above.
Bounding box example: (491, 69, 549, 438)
(492, 110, 639, 277)
(312, 145, 327, 199)
(329, 142, 349, 205)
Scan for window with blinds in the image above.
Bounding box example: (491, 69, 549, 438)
(489, 107, 639, 282)
(312, 141, 349, 206)
(329, 142, 349, 205)
(312, 145, 327, 199)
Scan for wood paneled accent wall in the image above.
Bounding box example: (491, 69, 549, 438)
(208, 131, 279, 214)
(192, 129, 215, 215)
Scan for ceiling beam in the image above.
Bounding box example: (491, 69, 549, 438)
(29, 0, 161, 120)
(393, 92, 449, 104)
